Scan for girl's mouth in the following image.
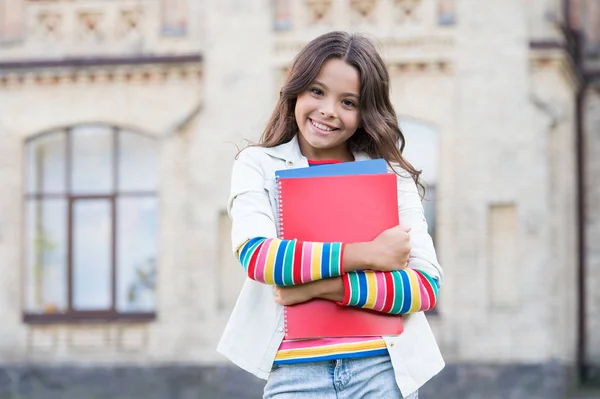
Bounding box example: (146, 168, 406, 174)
(310, 118, 339, 134)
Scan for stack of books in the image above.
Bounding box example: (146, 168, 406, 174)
(275, 159, 404, 339)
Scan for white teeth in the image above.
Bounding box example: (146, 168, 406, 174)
(311, 119, 334, 131)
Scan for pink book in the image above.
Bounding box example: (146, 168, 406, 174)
(278, 173, 404, 339)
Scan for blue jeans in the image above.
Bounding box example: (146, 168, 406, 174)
(263, 355, 418, 399)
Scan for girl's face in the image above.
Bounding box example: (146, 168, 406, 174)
(294, 58, 361, 161)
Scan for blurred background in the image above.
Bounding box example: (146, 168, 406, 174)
(0, 0, 599, 398)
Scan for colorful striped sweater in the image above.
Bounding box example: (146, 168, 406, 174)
(235, 160, 439, 364)
(237, 237, 439, 313)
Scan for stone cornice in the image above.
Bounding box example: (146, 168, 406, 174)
(0, 53, 202, 71)
(0, 55, 203, 88)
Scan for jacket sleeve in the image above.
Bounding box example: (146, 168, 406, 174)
(228, 149, 345, 286)
(392, 165, 444, 285)
(228, 148, 278, 254)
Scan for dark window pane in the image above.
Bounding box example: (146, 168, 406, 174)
(273, 0, 292, 30)
(25, 199, 68, 314)
(399, 118, 440, 242)
(117, 197, 157, 312)
(118, 131, 158, 192)
(72, 199, 112, 310)
(438, 0, 455, 25)
(71, 125, 113, 194)
(26, 131, 66, 194)
(399, 119, 439, 186)
(422, 186, 436, 240)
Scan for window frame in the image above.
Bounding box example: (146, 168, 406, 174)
(23, 125, 158, 324)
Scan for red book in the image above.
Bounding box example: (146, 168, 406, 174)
(278, 173, 404, 339)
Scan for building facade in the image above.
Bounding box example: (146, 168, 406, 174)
(0, 0, 599, 398)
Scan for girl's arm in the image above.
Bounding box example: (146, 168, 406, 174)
(235, 235, 396, 286)
(236, 237, 345, 286)
(275, 269, 438, 314)
(339, 269, 439, 313)
(229, 149, 409, 286)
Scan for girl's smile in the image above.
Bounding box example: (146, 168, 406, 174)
(309, 118, 339, 134)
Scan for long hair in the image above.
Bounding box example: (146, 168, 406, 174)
(260, 31, 423, 193)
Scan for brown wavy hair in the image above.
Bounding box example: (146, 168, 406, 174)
(259, 31, 423, 194)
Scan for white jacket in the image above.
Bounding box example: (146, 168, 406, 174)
(217, 135, 444, 396)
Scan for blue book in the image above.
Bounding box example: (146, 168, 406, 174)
(275, 158, 388, 180)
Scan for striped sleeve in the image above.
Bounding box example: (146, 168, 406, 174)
(340, 269, 439, 314)
(236, 237, 344, 286)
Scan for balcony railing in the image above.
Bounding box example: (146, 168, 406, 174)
(271, 0, 457, 65)
(0, 0, 200, 61)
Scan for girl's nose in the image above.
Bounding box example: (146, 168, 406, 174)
(319, 105, 336, 119)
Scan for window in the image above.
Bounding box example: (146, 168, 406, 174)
(24, 125, 158, 322)
(161, 0, 188, 36)
(0, 0, 24, 42)
(437, 0, 456, 26)
(273, 0, 292, 31)
(398, 118, 440, 243)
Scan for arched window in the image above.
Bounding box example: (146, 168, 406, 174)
(24, 125, 158, 322)
(399, 118, 440, 243)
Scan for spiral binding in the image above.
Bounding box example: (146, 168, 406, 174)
(283, 307, 289, 337)
(277, 180, 285, 239)
(278, 178, 289, 338)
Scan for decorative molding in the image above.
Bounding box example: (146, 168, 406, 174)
(349, 0, 379, 24)
(305, 0, 333, 25)
(0, 64, 203, 89)
(117, 7, 144, 38)
(36, 10, 62, 41)
(77, 10, 104, 42)
(389, 60, 453, 75)
(394, 0, 423, 23)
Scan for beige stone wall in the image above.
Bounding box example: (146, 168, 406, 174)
(530, 50, 579, 364)
(437, 0, 578, 364)
(584, 87, 600, 364)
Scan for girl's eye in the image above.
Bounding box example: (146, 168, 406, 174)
(342, 100, 356, 107)
(310, 88, 323, 96)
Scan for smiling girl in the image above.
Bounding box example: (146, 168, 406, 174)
(218, 31, 444, 399)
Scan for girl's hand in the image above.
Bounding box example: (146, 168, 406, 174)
(369, 225, 411, 272)
(273, 284, 315, 306)
(273, 278, 345, 306)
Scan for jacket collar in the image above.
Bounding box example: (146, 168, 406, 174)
(263, 134, 371, 163)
